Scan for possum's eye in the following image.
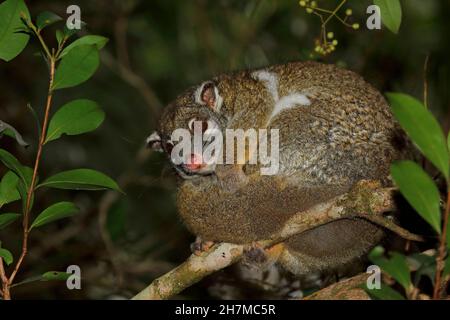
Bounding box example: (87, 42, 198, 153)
(188, 118, 209, 133)
(163, 140, 174, 154)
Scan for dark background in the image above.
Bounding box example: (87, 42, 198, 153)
(0, 0, 449, 299)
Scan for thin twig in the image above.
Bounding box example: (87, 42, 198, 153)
(132, 243, 244, 300)
(433, 190, 450, 299)
(0, 258, 8, 299)
(2, 48, 57, 299)
(323, 0, 347, 26)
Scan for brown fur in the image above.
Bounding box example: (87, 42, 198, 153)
(156, 61, 411, 276)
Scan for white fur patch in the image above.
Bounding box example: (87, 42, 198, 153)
(194, 82, 206, 105)
(146, 131, 163, 152)
(251, 70, 279, 102)
(146, 131, 161, 144)
(214, 87, 224, 112)
(268, 93, 311, 122)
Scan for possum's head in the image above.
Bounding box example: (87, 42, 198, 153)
(147, 81, 227, 179)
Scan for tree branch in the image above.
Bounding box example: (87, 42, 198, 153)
(304, 273, 370, 300)
(433, 190, 450, 299)
(132, 180, 423, 300)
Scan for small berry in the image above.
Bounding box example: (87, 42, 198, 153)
(345, 9, 352, 16)
(327, 32, 334, 39)
(306, 8, 313, 13)
(352, 23, 360, 30)
(299, 0, 306, 7)
(332, 39, 338, 46)
(311, 1, 317, 8)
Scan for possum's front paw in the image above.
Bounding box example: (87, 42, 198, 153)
(190, 236, 215, 256)
(243, 242, 285, 268)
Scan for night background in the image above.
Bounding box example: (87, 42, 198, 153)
(0, 0, 449, 299)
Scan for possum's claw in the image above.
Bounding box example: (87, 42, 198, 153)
(191, 236, 215, 256)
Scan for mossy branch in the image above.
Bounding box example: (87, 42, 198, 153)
(132, 180, 423, 300)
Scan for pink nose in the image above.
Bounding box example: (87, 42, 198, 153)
(185, 153, 204, 170)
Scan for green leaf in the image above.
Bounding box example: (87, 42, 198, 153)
(63, 20, 86, 38)
(388, 93, 449, 180)
(0, 154, 34, 212)
(60, 35, 108, 58)
(373, 0, 402, 34)
(365, 283, 405, 300)
(391, 161, 441, 233)
(30, 201, 78, 230)
(0, 247, 13, 265)
(45, 99, 105, 143)
(42, 271, 70, 281)
(56, 29, 63, 45)
(11, 271, 70, 288)
(407, 253, 436, 285)
(0, 213, 20, 229)
(369, 247, 412, 292)
(0, 171, 20, 207)
(10, 274, 42, 288)
(53, 44, 100, 90)
(26, 103, 42, 137)
(36, 11, 62, 30)
(0, 0, 30, 61)
(0, 120, 28, 147)
(0, 148, 29, 187)
(16, 166, 34, 212)
(37, 169, 121, 192)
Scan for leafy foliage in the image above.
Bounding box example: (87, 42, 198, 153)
(391, 161, 442, 233)
(0, 120, 28, 147)
(38, 169, 121, 191)
(60, 35, 108, 58)
(30, 202, 78, 230)
(53, 44, 100, 90)
(45, 99, 105, 143)
(0, 148, 31, 187)
(0, 171, 20, 207)
(41, 271, 71, 281)
(388, 93, 449, 179)
(0, 213, 20, 229)
(376, 90, 450, 300)
(0, 0, 30, 61)
(36, 11, 62, 30)
(0, 246, 13, 265)
(407, 253, 436, 285)
(373, 0, 402, 34)
(369, 246, 412, 292)
(366, 283, 405, 300)
(0, 0, 117, 298)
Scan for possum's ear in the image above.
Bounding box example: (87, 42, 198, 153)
(146, 131, 163, 152)
(194, 81, 223, 112)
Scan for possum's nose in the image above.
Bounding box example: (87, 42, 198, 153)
(184, 153, 204, 171)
